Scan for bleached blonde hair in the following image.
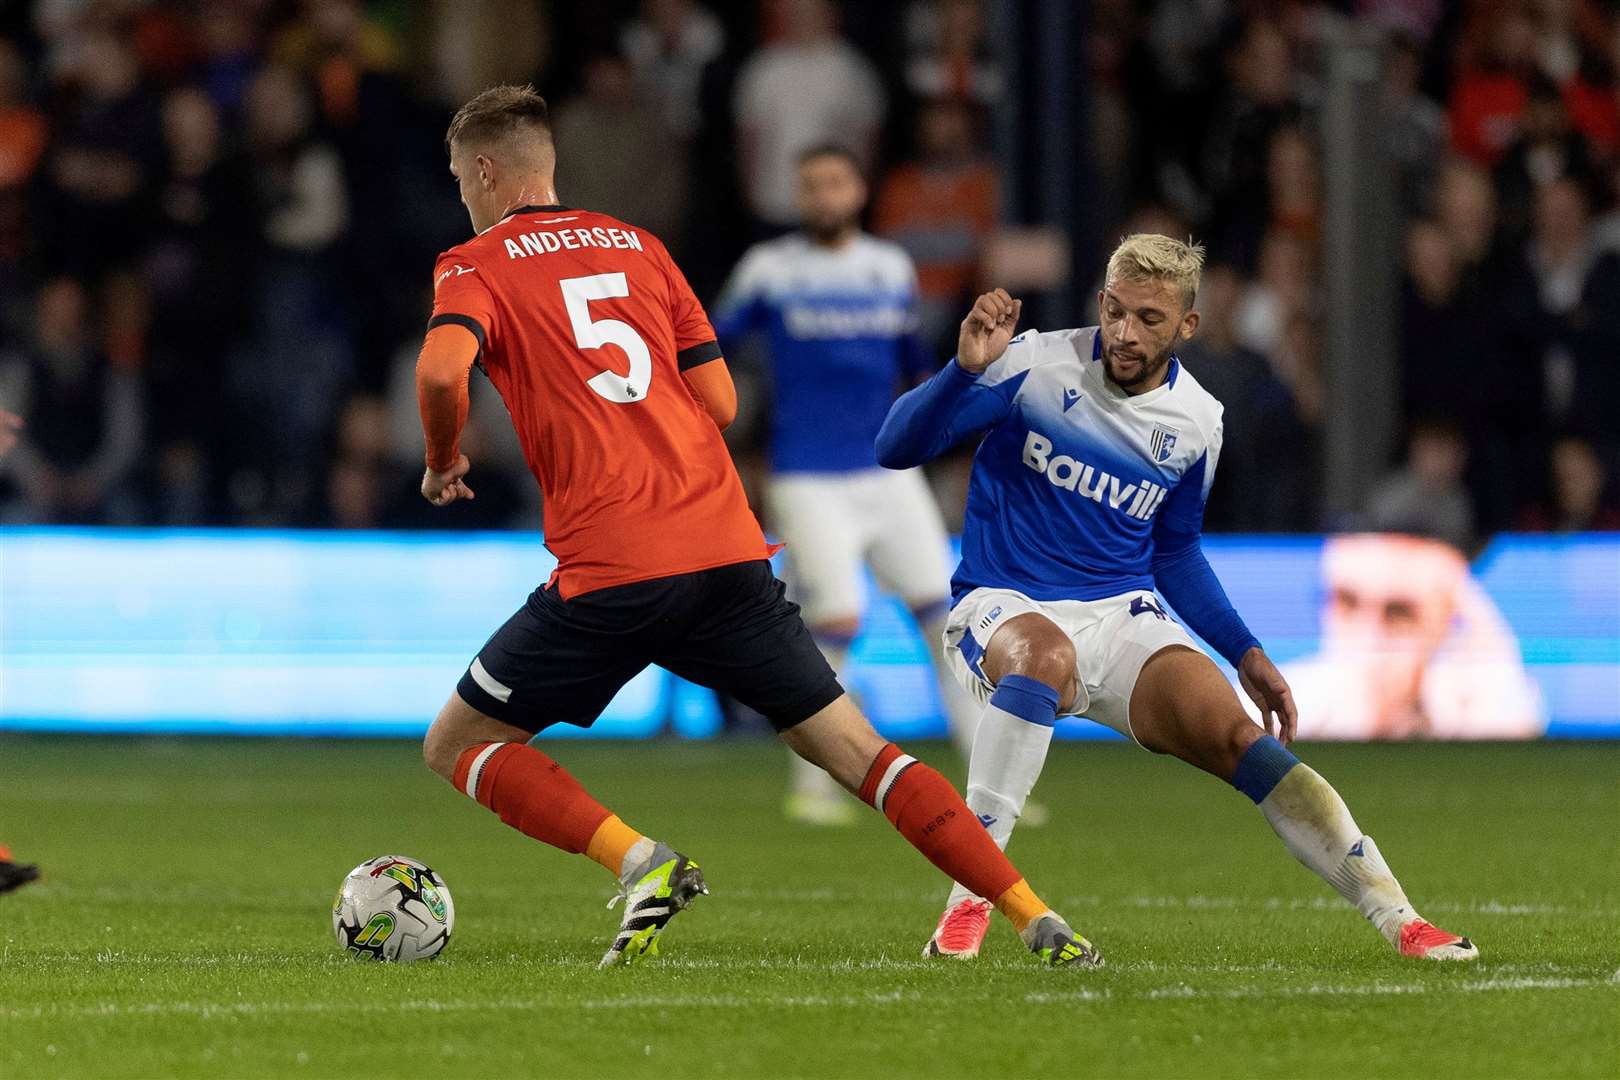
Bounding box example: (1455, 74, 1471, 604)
(1104, 233, 1206, 310)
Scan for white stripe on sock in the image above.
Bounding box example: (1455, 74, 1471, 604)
(873, 754, 918, 811)
(463, 742, 505, 801)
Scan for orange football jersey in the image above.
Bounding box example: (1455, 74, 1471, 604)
(429, 205, 772, 598)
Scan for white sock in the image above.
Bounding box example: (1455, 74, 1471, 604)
(1256, 764, 1417, 943)
(944, 674, 1058, 909)
(918, 610, 984, 764)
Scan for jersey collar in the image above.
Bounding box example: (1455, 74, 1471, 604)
(503, 204, 570, 219)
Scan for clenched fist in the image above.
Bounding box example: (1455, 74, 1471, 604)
(957, 288, 1023, 374)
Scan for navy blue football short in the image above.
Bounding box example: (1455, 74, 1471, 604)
(456, 559, 843, 733)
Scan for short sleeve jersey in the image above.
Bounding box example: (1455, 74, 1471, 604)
(429, 205, 771, 598)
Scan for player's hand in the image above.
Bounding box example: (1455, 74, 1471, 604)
(421, 454, 476, 507)
(1238, 647, 1297, 745)
(957, 288, 1022, 374)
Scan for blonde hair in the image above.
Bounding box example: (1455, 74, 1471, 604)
(446, 84, 552, 154)
(1104, 233, 1206, 310)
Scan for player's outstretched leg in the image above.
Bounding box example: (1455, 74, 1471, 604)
(0, 845, 40, 895)
(925, 612, 1073, 958)
(782, 695, 1101, 968)
(1130, 647, 1479, 961)
(423, 694, 707, 967)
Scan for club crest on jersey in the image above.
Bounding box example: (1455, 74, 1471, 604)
(1150, 424, 1179, 464)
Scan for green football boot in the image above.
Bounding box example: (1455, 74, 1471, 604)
(1022, 913, 1104, 969)
(598, 842, 709, 969)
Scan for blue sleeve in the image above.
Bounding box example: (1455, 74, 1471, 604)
(875, 360, 1023, 468)
(1151, 453, 1261, 668)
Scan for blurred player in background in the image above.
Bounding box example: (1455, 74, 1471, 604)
(0, 410, 41, 895)
(1285, 534, 1544, 739)
(878, 236, 1479, 962)
(714, 145, 985, 826)
(412, 86, 1098, 968)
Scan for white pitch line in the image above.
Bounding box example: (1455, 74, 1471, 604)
(1028, 976, 1613, 1004)
(2, 976, 1612, 1023)
(22, 884, 1616, 920)
(0, 955, 1611, 978)
(1108, 895, 1613, 917)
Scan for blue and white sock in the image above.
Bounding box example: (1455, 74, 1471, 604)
(1234, 735, 1415, 943)
(945, 674, 1059, 908)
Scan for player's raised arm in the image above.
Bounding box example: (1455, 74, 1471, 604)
(874, 289, 1027, 470)
(416, 323, 479, 506)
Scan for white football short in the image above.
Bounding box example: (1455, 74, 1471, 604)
(943, 586, 1203, 744)
(765, 467, 954, 625)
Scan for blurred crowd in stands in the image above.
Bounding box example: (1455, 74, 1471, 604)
(0, 0, 1615, 546)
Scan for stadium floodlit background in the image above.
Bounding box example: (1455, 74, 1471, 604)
(0, 0, 1615, 738)
(1, 3, 1618, 1079)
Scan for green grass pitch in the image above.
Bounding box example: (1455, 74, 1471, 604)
(2, 735, 1616, 1079)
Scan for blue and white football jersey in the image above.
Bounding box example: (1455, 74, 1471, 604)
(713, 233, 933, 473)
(952, 326, 1223, 602)
(877, 324, 1260, 664)
(881, 326, 1226, 602)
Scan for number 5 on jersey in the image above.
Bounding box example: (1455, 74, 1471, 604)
(562, 272, 652, 403)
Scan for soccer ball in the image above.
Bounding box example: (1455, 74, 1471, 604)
(332, 855, 455, 962)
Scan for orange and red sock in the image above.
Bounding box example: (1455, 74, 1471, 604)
(453, 743, 646, 876)
(859, 742, 1050, 932)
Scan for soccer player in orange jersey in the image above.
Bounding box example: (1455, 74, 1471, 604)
(413, 86, 1098, 968)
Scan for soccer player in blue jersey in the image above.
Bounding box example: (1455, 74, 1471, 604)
(714, 145, 983, 825)
(877, 234, 1479, 962)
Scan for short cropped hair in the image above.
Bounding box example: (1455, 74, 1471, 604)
(1105, 233, 1206, 309)
(445, 84, 552, 155)
(798, 142, 864, 177)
